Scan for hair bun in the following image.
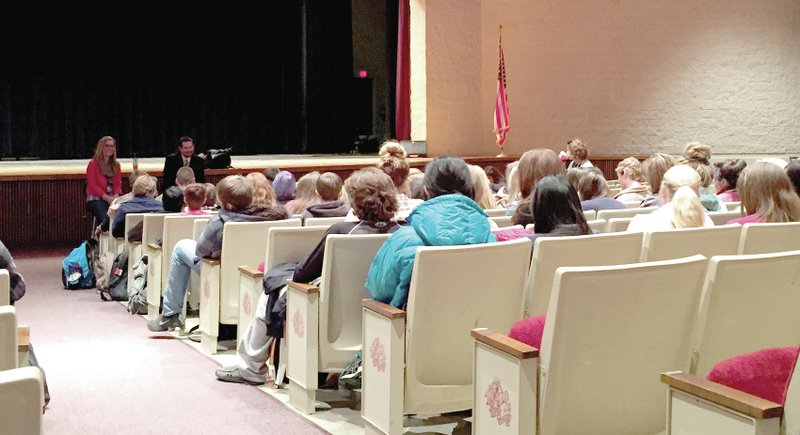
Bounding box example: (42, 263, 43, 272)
(682, 142, 711, 164)
(379, 142, 407, 160)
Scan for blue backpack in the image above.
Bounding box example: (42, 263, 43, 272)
(61, 240, 96, 290)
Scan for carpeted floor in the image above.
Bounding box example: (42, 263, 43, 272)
(12, 252, 327, 435)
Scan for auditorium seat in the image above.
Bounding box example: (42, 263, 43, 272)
(0, 270, 9, 306)
(688, 250, 800, 378)
(707, 210, 742, 226)
(361, 239, 531, 434)
(640, 225, 741, 262)
(285, 233, 391, 414)
(124, 212, 149, 290)
(237, 225, 327, 346)
(485, 208, 509, 218)
(472, 255, 707, 434)
(587, 218, 607, 233)
(724, 201, 742, 212)
(582, 209, 597, 220)
(489, 215, 514, 227)
(596, 206, 655, 221)
(525, 232, 643, 316)
(303, 216, 346, 227)
(0, 306, 44, 435)
(199, 219, 300, 354)
(738, 222, 800, 254)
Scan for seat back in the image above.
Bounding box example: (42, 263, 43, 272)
(582, 210, 596, 220)
(124, 213, 147, 244)
(219, 219, 300, 323)
(538, 255, 708, 434)
(484, 208, 508, 217)
(264, 226, 328, 271)
(0, 366, 44, 435)
(161, 215, 209, 288)
(142, 214, 167, 246)
(587, 219, 606, 233)
(691, 250, 800, 377)
(724, 201, 741, 211)
(623, 200, 642, 209)
(489, 215, 513, 227)
(739, 222, 800, 254)
(605, 217, 633, 232)
(526, 232, 643, 316)
(707, 210, 742, 226)
(641, 225, 741, 262)
(0, 270, 9, 306)
(317, 233, 391, 371)
(304, 216, 346, 227)
(0, 306, 17, 371)
(404, 239, 532, 413)
(596, 207, 655, 220)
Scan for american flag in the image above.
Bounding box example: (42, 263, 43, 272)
(494, 29, 510, 147)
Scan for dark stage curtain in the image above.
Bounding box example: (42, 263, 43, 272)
(0, 0, 354, 160)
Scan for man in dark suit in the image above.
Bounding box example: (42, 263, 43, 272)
(162, 136, 206, 192)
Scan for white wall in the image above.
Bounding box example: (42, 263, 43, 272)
(414, 0, 800, 158)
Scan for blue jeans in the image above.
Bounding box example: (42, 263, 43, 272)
(162, 239, 200, 316)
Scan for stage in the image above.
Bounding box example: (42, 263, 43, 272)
(0, 153, 521, 248)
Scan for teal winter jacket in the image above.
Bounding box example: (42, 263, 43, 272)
(365, 194, 497, 308)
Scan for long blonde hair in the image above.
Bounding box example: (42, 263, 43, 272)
(661, 165, 706, 228)
(468, 165, 497, 209)
(642, 152, 677, 194)
(245, 172, 277, 206)
(289, 171, 321, 214)
(739, 162, 800, 222)
(93, 136, 118, 177)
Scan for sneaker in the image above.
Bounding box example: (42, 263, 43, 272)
(147, 313, 182, 332)
(215, 366, 264, 385)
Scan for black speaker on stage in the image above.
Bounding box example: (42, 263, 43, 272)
(400, 140, 427, 157)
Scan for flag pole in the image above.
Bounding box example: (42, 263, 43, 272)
(494, 23, 509, 157)
(497, 24, 504, 157)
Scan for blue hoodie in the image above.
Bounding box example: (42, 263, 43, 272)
(366, 194, 496, 308)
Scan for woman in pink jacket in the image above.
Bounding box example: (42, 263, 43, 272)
(86, 136, 122, 228)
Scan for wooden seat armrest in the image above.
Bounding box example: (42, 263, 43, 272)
(200, 258, 221, 266)
(286, 280, 318, 294)
(130, 241, 142, 246)
(471, 328, 538, 359)
(362, 299, 406, 319)
(17, 326, 30, 350)
(115, 237, 124, 241)
(661, 371, 783, 420)
(238, 266, 264, 279)
(147, 243, 162, 250)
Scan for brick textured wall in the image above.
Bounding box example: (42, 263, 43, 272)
(417, 0, 800, 158)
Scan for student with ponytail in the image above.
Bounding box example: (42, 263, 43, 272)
(728, 162, 800, 224)
(627, 164, 714, 232)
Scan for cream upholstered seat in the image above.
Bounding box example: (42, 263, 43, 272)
(361, 239, 532, 434)
(707, 210, 742, 226)
(738, 222, 800, 254)
(489, 215, 514, 227)
(199, 219, 300, 354)
(303, 216, 346, 227)
(472, 255, 708, 435)
(485, 208, 509, 217)
(236, 225, 328, 345)
(661, 351, 798, 435)
(525, 232, 643, 316)
(587, 218, 607, 233)
(0, 306, 44, 435)
(659, 250, 800, 435)
(596, 206, 655, 220)
(286, 233, 391, 414)
(640, 225, 741, 262)
(606, 217, 634, 232)
(724, 201, 741, 211)
(689, 250, 800, 377)
(582, 209, 597, 220)
(0, 269, 9, 306)
(146, 215, 209, 320)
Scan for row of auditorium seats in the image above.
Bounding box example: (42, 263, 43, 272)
(0, 272, 44, 435)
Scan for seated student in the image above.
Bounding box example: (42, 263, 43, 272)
(484, 165, 506, 193)
(680, 142, 723, 211)
(214, 167, 401, 385)
(714, 159, 747, 202)
(640, 152, 677, 208)
(301, 172, 349, 222)
(203, 182, 218, 210)
(469, 164, 498, 209)
(628, 164, 715, 232)
(727, 162, 800, 225)
(156, 167, 195, 202)
(106, 175, 163, 238)
(573, 168, 626, 212)
(181, 183, 209, 215)
(263, 167, 280, 183)
(786, 160, 800, 196)
(511, 149, 565, 226)
(529, 174, 593, 242)
(366, 156, 496, 309)
(285, 172, 321, 215)
(106, 169, 147, 224)
(408, 172, 426, 201)
(273, 170, 297, 206)
(245, 172, 278, 207)
(127, 186, 183, 243)
(147, 175, 289, 331)
(613, 157, 652, 202)
(0, 240, 26, 304)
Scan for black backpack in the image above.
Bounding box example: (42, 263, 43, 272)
(100, 251, 129, 301)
